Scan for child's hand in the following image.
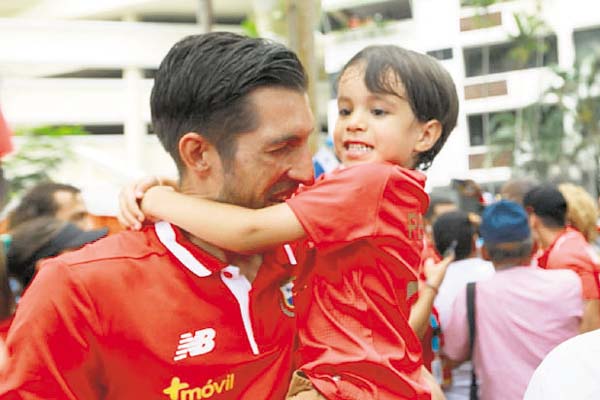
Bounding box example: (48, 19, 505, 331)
(423, 252, 454, 294)
(117, 176, 177, 230)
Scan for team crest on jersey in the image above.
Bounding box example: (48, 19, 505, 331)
(279, 278, 295, 317)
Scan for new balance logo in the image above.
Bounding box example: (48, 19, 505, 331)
(173, 328, 216, 361)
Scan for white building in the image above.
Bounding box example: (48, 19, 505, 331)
(321, 0, 600, 190)
(1, 0, 599, 214)
(0, 0, 252, 214)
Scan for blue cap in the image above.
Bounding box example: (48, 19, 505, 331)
(480, 200, 530, 245)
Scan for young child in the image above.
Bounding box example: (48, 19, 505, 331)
(121, 45, 458, 399)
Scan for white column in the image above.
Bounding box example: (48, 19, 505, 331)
(122, 13, 145, 174)
(556, 27, 575, 69)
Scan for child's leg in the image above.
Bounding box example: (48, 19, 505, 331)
(285, 371, 326, 400)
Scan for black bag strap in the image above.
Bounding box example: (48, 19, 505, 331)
(467, 282, 478, 400)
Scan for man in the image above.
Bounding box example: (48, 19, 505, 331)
(432, 211, 494, 400)
(0, 32, 315, 399)
(499, 177, 537, 205)
(443, 200, 583, 400)
(7, 182, 91, 230)
(524, 184, 600, 332)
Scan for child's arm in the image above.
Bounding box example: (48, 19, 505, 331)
(409, 254, 453, 339)
(142, 186, 306, 253)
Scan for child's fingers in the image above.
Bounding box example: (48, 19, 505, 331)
(134, 176, 170, 198)
(117, 193, 141, 229)
(118, 184, 145, 228)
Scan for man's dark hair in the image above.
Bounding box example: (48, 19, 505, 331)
(7, 182, 80, 229)
(425, 194, 456, 221)
(7, 217, 66, 288)
(523, 184, 567, 228)
(338, 45, 459, 170)
(432, 211, 475, 261)
(151, 32, 308, 175)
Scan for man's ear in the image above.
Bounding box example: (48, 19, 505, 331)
(481, 245, 491, 261)
(178, 132, 218, 174)
(528, 213, 538, 230)
(414, 119, 442, 153)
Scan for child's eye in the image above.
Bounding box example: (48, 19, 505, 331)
(371, 108, 387, 116)
(338, 108, 351, 116)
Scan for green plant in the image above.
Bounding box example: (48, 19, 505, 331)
(2, 125, 89, 199)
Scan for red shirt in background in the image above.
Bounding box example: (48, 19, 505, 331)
(535, 227, 600, 300)
(287, 162, 431, 400)
(0, 316, 13, 342)
(0, 107, 13, 157)
(0, 222, 297, 399)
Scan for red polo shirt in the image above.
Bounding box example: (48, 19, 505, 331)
(0, 222, 296, 399)
(536, 227, 600, 300)
(287, 163, 431, 400)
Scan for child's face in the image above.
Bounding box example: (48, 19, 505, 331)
(333, 65, 426, 168)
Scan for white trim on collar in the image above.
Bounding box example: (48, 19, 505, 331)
(155, 221, 212, 277)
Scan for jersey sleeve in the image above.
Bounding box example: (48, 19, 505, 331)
(286, 163, 427, 248)
(555, 245, 600, 300)
(0, 260, 103, 399)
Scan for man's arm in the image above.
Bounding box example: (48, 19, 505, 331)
(0, 262, 102, 399)
(440, 287, 471, 364)
(580, 299, 600, 333)
(142, 186, 306, 253)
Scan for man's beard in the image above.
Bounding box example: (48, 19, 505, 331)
(218, 171, 299, 209)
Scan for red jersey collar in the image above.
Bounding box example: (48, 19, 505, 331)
(154, 221, 228, 277)
(537, 227, 571, 269)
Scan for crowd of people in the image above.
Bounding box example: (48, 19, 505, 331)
(0, 31, 597, 400)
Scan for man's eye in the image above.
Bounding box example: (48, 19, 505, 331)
(269, 144, 290, 154)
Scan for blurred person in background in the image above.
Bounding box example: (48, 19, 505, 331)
(443, 200, 583, 400)
(0, 245, 14, 341)
(417, 195, 457, 385)
(524, 184, 600, 332)
(0, 239, 14, 375)
(6, 216, 108, 301)
(432, 211, 494, 400)
(499, 176, 537, 205)
(558, 182, 599, 250)
(423, 194, 458, 264)
(6, 181, 92, 231)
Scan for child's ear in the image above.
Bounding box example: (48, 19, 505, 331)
(414, 119, 443, 153)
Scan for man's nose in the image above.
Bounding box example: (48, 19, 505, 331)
(288, 144, 315, 186)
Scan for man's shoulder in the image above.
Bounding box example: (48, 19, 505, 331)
(551, 230, 600, 269)
(46, 227, 164, 271)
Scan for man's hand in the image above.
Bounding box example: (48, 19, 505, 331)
(117, 176, 178, 230)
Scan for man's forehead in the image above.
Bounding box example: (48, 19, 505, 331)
(53, 190, 83, 207)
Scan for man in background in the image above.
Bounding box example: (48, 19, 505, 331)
(443, 200, 583, 400)
(524, 184, 600, 332)
(7, 182, 91, 230)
